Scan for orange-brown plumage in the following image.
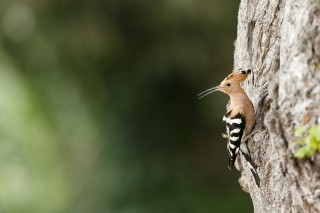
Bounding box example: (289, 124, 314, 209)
(198, 69, 260, 187)
(199, 69, 255, 134)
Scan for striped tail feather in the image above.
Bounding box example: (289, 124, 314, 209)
(240, 143, 260, 187)
(228, 156, 236, 170)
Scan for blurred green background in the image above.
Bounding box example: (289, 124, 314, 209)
(0, 0, 252, 212)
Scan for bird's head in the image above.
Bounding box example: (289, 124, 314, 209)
(198, 69, 251, 98)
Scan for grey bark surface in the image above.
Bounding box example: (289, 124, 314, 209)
(233, 0, 320, 212)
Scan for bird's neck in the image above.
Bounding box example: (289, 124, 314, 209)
(228, 90, 250, 110)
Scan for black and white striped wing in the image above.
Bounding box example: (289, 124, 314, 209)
(223, 111, 246, 170)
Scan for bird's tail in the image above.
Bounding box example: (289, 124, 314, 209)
(240, 143, 260, 187)
(228, 157, 236, 170)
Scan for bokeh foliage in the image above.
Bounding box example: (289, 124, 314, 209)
(0, 0, 252, 212)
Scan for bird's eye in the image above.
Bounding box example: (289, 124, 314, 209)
(226, 83, 231, 87)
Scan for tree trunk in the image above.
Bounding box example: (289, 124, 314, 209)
(233, 0, 320, 212)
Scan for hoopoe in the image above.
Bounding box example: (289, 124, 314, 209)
(198, 69, 260, 187)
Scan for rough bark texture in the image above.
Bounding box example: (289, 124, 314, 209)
(233, 0, 320, 212)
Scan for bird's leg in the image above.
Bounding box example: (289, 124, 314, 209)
(242, 129, 259, 143)
(242, 128, 268, 143)
(241, 129, 258, 143)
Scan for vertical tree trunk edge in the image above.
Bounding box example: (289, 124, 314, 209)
(233, 0, 320, 212)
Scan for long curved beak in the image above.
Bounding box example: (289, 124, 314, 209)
(197, 86, 220, 99)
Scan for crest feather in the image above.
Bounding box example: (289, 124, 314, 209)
(223, 69, 251, 84)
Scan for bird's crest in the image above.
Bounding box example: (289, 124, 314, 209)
(223, 69, 251, 85)
(198, 69, 252, 98)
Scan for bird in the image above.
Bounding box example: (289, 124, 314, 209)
(198, 69, 260, 187)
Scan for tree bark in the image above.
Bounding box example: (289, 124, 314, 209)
(233, 0, 320, 212)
